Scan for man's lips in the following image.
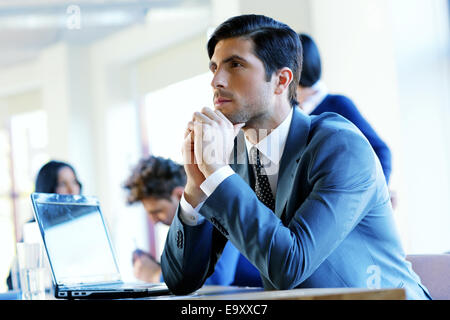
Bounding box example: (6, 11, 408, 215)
(214, 97, 232, 106)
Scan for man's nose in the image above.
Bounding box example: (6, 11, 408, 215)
(211, 69, 227, 89)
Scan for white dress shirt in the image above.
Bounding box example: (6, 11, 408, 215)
(179, 108, 294, 226)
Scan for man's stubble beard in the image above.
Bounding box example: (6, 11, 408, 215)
(223, 107, 252, 125)
(216, 80, 273, 127)
(222, 95, 271, 128)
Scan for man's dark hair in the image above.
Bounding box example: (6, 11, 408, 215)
(298, 33, 322, 87)
(207, 14, 302, 107)
(124, 156, 186, 204)
(35, 160, 82, 193)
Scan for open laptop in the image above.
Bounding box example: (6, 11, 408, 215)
(30, 192, 170, 299)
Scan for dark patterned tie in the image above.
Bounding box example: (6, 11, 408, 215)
(249, 147, 275, 211)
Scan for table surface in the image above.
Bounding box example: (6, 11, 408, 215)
(145, 285, 406, 300)
(0, 286, 406, 300)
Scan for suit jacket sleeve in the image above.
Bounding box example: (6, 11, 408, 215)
(198, 128, 384, 290)
(160, 205, 231, 294)
(204, 241, 241, 285)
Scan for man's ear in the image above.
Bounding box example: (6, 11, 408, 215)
(274, 67, 293, 95)
(171, 186, 184, 201)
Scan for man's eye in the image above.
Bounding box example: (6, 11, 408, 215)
(231, 61, 242, 68)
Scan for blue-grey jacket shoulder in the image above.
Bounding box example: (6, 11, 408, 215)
(306, 111, 374, 157)
(309, 111, 364, 138)
(300, 111, 381, 189)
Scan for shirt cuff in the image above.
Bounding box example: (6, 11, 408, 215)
(200, 165, 235, 197)
(179, 193, 206, 226)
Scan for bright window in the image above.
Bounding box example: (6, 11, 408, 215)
(144, 72, 213, 164)
(143, 72, 212, 257)
(0, 110, 49, 292)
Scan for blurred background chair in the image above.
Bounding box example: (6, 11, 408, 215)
(406, 254, 450, 300)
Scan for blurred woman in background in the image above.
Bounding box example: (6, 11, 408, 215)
(6, 160, 82, 290)
(34, 160, 82, 195)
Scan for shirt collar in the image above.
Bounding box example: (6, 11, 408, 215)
(300, 80, 328, 115)
(244, 107, 293, 165)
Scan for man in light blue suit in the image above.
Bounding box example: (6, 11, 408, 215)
(161, 14, 431, 299)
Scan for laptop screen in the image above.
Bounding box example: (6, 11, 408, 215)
(31, 193, 122, 286)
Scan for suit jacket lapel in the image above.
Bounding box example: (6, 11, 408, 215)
(275, 108, 311, 217)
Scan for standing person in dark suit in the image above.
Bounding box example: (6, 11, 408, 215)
(297, 33, 392, 184)
(160, 14, 431, 299)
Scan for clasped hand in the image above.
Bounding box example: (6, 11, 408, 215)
(182, 107, 245, 207)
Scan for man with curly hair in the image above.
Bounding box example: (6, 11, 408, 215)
(124, 155, 261, 286)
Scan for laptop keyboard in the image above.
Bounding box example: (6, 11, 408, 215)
(67, 282, 161, 291)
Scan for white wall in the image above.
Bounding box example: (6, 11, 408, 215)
(240, 0, 312, 32)
(389, 0, 450, 253)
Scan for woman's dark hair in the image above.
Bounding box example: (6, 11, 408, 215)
(207, 14, 302, 107)
(124, 156, 186, 204)
(298, 33, 322, 87)
(35, 160, 82, 193)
